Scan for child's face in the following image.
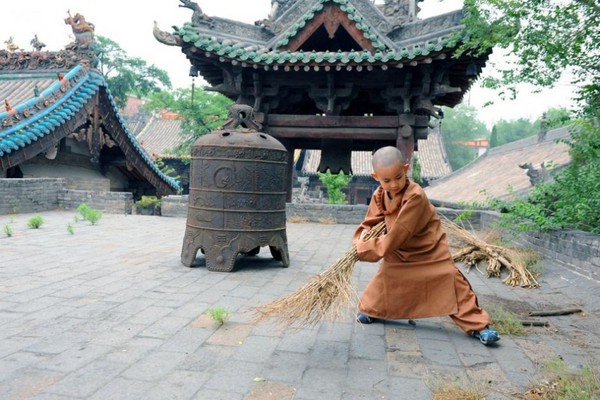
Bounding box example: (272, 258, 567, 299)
(371, 161, 410, 196)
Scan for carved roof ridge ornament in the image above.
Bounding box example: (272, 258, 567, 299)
(271, 0, 391, 53)
(153, 21, 181, 47)
(383, 0, 425, 29)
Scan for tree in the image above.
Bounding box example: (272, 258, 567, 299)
(318, 171, 352, 204)
(143, 87, 232, 157)
(95, 36, 172, 108)
(492, 117, 537, 147)
(489, 125, 499, 148)
(459, 0, 600, 233)
(538, 107, 573, 130)
(439, 104, 489, 170)
(411, 153, 424, 185)
(459, 1, 599, 108)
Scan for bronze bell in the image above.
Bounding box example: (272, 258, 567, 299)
(180, 106, 290, 272)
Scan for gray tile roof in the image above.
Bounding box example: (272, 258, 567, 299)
(417, 128, 452, 180)
(136, 116, 185, 158)
(425, 127, 571, 204)
(300, 130, 453, 179)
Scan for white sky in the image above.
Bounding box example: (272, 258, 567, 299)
(2, 0, 576, 128)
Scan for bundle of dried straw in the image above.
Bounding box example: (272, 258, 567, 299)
(441, 217, 540, 288)
(251, 221, 387, 328)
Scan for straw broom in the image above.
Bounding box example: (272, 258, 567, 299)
(441, 217, 540, 288)
(251, 221, 387, 328)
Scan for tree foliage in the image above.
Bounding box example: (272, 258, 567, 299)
(143, 87, 233, 156)
(439, 104, 488, 170)
(460, 0, 600, 233)
(318, 171, 352, 204)
(491, 118, 537, 147)
(541, 107, 573, 130)
(95, 36, 172, 108)
(411, 153, 424, 185)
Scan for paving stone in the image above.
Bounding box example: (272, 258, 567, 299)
(142, 370, 210, 400)
(88, 377, 150, 400)
(44, 360, 127, 398)
(260, 350, 308, 384)
(205, 323, 254, 347)
(120, 350, 188, 382)
(202, 360, 262, 394)
(350, 331, 387, 360)
(0, 368, 63, 399)
(294, 367, 346, 400)
(245, 380, 296, 400)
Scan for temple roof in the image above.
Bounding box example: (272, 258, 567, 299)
(135, 114, 185, 159)
(155, 0, 484, 113)
(0, 63, 180, 194)
(424, 127, 571, 204)
(416, 127, 452, 180)
(161, 0, 466, 67)
(300, 127, 452, 180)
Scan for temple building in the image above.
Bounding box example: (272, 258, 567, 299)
(155, 0, 487, 199)
(0, 13, 179, 200)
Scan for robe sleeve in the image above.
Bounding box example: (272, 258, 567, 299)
(356, 190, 433, 262)
(352, 191, 384, 245)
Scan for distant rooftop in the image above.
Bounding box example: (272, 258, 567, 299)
(425, 127, 571, 204)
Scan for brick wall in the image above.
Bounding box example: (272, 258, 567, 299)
(0, 178, 133, 215)
(58, 190, 133, 214)
(0, 178, 64, 214)
(161, 195, 190, 218)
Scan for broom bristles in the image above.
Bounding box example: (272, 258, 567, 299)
(251, 221, 386, 328)
(441, 217, 540, 288)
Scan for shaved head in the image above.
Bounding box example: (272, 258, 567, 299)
(372, 146, 406, 169)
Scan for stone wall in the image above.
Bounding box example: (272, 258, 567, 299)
(286, 203, 368, 224)
(514, 229, 599, 281)
(59, 190, 133, 214)
(0, 178, 133, 215)
(0, 178, 65, 214)
(161, 195, 190, 218)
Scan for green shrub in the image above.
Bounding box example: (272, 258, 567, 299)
(66, 223, 74, 235)
(27, 215, 44, 229)
(76, 203, 102, 225)
(85, 209, 102, 225)
(76, 203, 91, 218)
(206, 307, 231, 326)
(3, 224, 13, 237)
(318, 170, 352, 204)
(489, 305, 524, 336)
(135, 196, 161, 209)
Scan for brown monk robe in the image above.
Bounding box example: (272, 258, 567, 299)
(354, 171, 492, 335)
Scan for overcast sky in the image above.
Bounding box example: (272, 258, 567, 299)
(2, 0, 575, 128)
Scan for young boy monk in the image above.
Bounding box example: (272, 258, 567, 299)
(353, 146, 500, 345)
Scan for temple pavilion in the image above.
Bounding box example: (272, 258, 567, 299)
(155, 0, 488, 199)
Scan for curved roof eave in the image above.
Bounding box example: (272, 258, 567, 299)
(0, 65, 180, 194)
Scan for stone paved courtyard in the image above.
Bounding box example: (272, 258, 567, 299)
(1, 211, 599, 399)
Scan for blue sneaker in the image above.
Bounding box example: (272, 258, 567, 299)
(473, 326, 500, 345)
(356, 313, 379, 324)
